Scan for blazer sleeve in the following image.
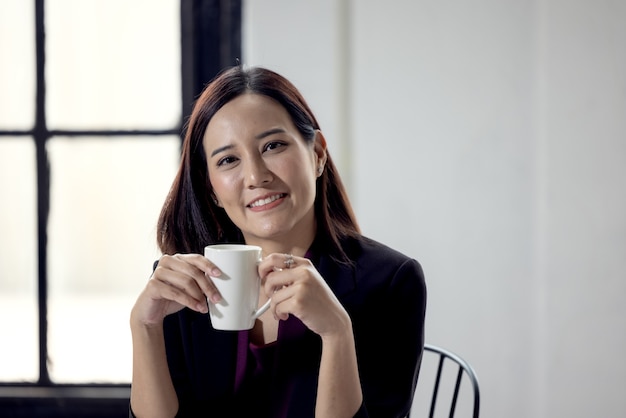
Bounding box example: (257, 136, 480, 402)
(350, 255, 427, 418)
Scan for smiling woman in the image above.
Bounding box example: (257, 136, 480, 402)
(129, 66, 427, 418)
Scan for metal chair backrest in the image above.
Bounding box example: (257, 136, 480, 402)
(413, 344, 480, 418)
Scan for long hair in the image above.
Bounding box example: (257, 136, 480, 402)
(157, 66, 360, 262)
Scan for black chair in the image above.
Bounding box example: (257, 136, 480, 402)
(412, 344, 480, 418)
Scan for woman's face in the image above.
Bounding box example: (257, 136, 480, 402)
(203, 93, 326, 247)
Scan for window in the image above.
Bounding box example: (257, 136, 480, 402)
(0, 0, 241, 415)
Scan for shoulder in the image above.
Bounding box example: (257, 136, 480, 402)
(337, 235, 426, 295)
(317, 234, 426, 300)
(343, 235, 423, 275)
(353, 235, 415, 261)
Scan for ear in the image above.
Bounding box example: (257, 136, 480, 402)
(211, 192, 222, 207)
(313, 130, 328, 175)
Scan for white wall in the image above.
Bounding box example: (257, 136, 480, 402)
(243, 1, 626, 417)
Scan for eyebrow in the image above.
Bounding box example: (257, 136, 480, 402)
(210, 144, 234, 158)
(255, 127, 286, 139)
(210, 128, 287, 157)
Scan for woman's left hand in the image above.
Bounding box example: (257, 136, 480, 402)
(258, 254, 351, 338)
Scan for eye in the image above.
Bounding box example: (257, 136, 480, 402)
(263, 141, 286, 152)
(216, 155, 238, 167)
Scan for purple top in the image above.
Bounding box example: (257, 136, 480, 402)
(234, 316, 309, 417)
(235, 332, 276, 416)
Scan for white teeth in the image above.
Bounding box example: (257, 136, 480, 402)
(249, 194, 284, 208)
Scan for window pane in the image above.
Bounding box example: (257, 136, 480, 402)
(0, 139, 38, 382)
(0, 1, 35, 130)
(47, 136, 179, 383)
(46, 0, 181, 130)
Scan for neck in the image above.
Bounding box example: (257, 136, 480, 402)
(244, 222, 317, 258)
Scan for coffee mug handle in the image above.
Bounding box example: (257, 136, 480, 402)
(252, 299, 271, 320)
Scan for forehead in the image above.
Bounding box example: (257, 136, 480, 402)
(204, 93, 293, 140)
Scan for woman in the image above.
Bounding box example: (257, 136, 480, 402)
(130, 66, 426, 418)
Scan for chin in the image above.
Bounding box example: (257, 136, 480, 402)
(244, 224, 290, 241)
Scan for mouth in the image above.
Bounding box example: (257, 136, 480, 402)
(247, 193, 287, 208)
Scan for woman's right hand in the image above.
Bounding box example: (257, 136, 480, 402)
(130, 254, 223, 328)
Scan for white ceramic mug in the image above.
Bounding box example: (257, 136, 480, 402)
(204, 244, 271, 331)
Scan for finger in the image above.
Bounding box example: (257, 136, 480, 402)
(183, 254, 226, 302)
(258, 253, 310, 278)
(158, 253, 219, 279)
(178, 253, 222, 277)
(258, 253, 296, 277)
(154, 261, 220, 305)
(153, 264, 206, 301)
(261, 268, 294, 298)
(271, 286, 304, 322)
(158, 254, 223, 302)
(146, 276, 208, 313)
(268, 286, 291, 321)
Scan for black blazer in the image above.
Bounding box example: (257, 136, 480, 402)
(161, 235, 426, 418)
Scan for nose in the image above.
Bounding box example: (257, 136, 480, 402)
(243, 155, 272, 188)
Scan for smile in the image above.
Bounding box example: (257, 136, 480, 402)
(248, 193, 286, 208)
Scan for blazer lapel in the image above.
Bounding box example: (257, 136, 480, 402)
(316, 247, 358, 298)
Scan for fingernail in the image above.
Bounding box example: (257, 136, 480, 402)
(211, 294, 222, 303)
(197, 302, 208, 313)
(210, 268, 221, 276)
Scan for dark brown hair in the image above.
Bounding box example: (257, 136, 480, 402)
(157, 66, 360, 262)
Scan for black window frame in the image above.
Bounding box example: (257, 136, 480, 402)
(0, 0, 241, 416)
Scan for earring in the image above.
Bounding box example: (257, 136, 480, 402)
(317, 166, 324, 176)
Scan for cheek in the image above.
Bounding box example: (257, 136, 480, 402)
(209, 171, 238, 201)
(280, 152, 316, 178)
(286, 161, 317, 197)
